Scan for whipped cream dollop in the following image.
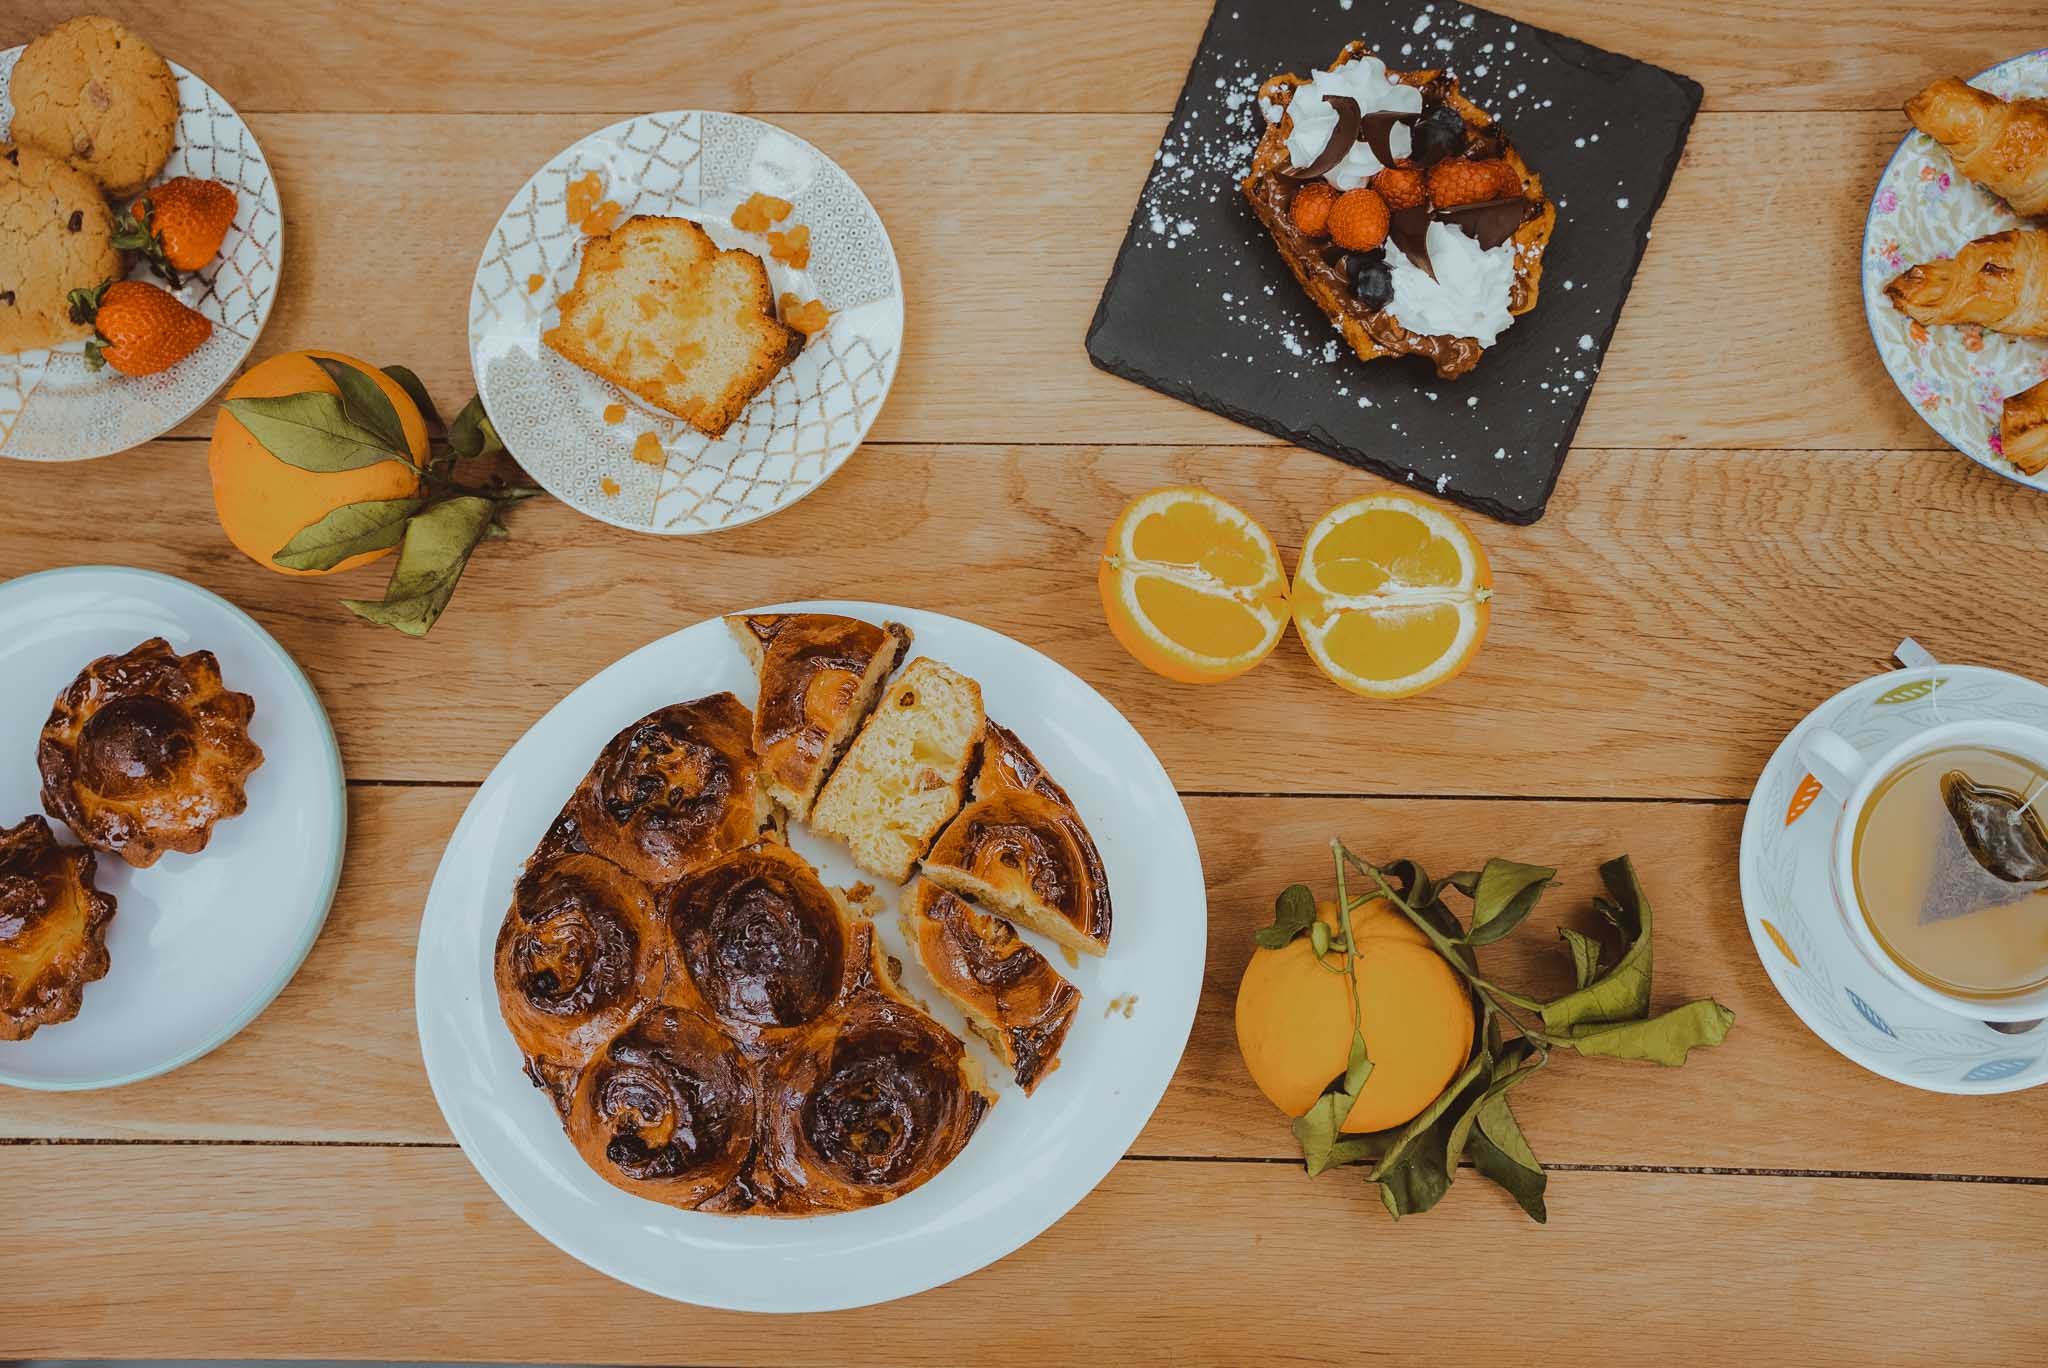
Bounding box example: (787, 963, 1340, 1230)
(1386, 221, 1517, 346)
(1283, 57, 1422, 190)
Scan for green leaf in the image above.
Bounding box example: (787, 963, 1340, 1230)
(1460, 858, 1557, 947)
(447, 395, 505, 461)
(1562, 999, 1736, 1066)
(223, 392, 408, 473)
(1377, 1135, 1453, 1220)
(1375, 857, 1476, 972)
(1254, 883, 1319, 950)
(273, 496, 425, 571)
(1468, 1095, 1548, 1223)
(1370, 1051, 1490, 1219)
(1342, 1028, 1372, 1097)
(1541, 856, 1654, 1033)
(1369, 1051, 1488, 1186)
(341, 495, 497, 637)
(380, 364, 443, 430)
(1443, 1041, 1541, 1170)
(1559, 926, 1603, 990)
(1292, 1085, 1369, 1177)
(312, 356, 410, 455)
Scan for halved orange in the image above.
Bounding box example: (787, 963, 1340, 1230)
(1098, 486, 1291, 684)
(1290, 492, 1491, 699)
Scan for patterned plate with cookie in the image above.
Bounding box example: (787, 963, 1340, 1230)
(469, 111, 904, 536)
(1862, 49, 2048, 489)
(0, 47, 282, 462)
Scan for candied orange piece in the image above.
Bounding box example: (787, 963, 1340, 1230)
(780, 292, 831, 336)
(602, 403, 626, 425)
(600, 476, 621, 496)
(631, 432, 665, 466)
(566, 172, 603, 224)
(766, 223, 811, 268)
(732, 191, 794, 233)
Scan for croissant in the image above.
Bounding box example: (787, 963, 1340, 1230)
(1885, 230, 2048, 336)
(2003, 376, 2048, 475)
(1906, 77, 2048, 217)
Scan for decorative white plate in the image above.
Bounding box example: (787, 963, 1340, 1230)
(1861, 49, 2048, 487)
(469, 113, 903, 536)
(0, 566, 345, 1091)
(415, 603, 1204, 1311)
(1740, 660, 2048, 1093)
(0, 48, 283, 461)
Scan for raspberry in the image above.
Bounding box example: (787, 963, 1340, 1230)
(1490, 160, 1527, 198)
(1326, 187, 1390, 251)
(1370, 166, 1426, 211)
(1290, 181, 1338, 237)
(1426, 158, 1516, 209)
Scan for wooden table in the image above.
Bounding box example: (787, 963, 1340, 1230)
(5, 2, 2046, 1362)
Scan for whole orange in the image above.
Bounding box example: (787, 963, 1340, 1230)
(209, 350, 427, 576)
(1235, 897, 1475, 1134)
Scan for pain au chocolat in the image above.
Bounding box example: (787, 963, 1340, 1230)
(37, 637, 263, 868)
(920, 722, 1113, 958)
(0, 815, 117, 1040)
(725, 612, 912, 821)
(906, 882, 1079, 1094)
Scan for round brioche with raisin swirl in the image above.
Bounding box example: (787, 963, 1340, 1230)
(37, 637, 263, 868)
(0, 815, 117, 1040)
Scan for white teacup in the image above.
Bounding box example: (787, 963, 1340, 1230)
(1799, 718, 2048, 1023)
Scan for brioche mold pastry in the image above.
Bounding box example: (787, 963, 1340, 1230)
(37, 637, 263, 868)
(1242, 42, 1557, 378)
(0, 815, 117, 1040)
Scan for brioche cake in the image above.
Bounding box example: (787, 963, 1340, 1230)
(542, 215, 803, 437)
(905, 882, 1080, 1094)
(810, 657, 984, 883)
(726, 612, 913, 821)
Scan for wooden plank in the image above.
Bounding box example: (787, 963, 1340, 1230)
(5, 791, 2042, 1177)
(3, 1144, 2041, 1364)
(3, 441, 2038, 795)
(2, 1, 2034, 114)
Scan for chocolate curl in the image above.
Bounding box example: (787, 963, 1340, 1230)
(1438, 195, 1533, 251)
(1390, 206, 1434, 280)
(1281, 95, 1363, 180)
(1356, 112, 1410, 168)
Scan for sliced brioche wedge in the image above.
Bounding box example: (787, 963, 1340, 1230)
(542, 215, 803, 437)
(905, 882, 1079, 1094)
(810, 657, 984, 883)
(725, 613, 912, 821)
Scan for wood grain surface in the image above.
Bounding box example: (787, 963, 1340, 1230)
(2, 0, 2043, 1361)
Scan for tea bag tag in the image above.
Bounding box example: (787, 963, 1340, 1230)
(1893, 638, 1937, 671)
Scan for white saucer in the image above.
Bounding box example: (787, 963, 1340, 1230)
(415, 602, 1204, 1310)
(1740, 661, 2048, 1093)
(0, 566, 344, 1090)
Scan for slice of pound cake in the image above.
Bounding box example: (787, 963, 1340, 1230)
(542, 215, 803, 438)
(810, 657, 984, 883)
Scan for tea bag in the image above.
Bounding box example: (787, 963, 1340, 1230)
(1921, 771, 2048, 923)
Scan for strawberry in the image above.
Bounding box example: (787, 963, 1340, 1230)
(1370, 165, 1426, 211)
(1326, 187, 1390, 251)
(1290, 181, 1338, 237)
(66, 279, 212, 375)
(111, 178, 238, 286)
(1426, 158, 1516, 210)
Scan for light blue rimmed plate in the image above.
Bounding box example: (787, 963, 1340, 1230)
(1741, 660, 2048, 1093)
(1861, 49, 2048, 488)
(0, 566, 344, 1090)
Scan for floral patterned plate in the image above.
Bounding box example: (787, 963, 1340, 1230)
(469, 112, 903, 536)
(1861, 49, 2048, 487)
(0, 48, 282, 461)
(1740, 651, 2048, 1094)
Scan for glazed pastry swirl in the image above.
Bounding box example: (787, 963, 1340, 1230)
(0, 815, 117, 1041)
(37, 637, 263, 868)
(923, 787, 1113, 955)
(908, 883, 1079, 1093)
(494, 852, 665, 1104)
(667, 843, 848, 1032)
(567, 1006, 755, 1210)
(567, 694, 763, 884)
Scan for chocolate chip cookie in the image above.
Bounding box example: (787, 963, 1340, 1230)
(0, 143, 121, 353)
(8, 16, 178, 197)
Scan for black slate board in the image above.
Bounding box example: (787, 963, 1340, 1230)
(1085, 0, 1701, 523)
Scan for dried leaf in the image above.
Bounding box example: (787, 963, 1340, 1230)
(273, 496, 424, 571)
(1541, 856, 1654, 1032)
(1370, 1051, 1488, 1186)
(380, 364, 443, 430)
(223, 391, 407, 473)
(1468, 1095, 1548, 1223)
(312, 356, 410, 455)
(1371, 1052, 1490, 1219)
(1559, 926, 1603, 990)
(447, 395, 505, 461)
(341, 495, 496, 637)
(1562, 999, 1736, 1066)
(1460, 858, 1556, 946)
(1255, 883, 1319, 950)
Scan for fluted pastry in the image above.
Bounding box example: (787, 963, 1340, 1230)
(555, 693, 769, 885)
(1885, 229, 2048, 336)
(726, 612, 912, 820)
(906, 883, 1079, 1094)
(494, 851, 667, 1107)
(0, 815, 116, 1041)
(2003, 376, 2048, 475)
(1906, 78, 2048, 217)
(37, 638, 263, 868)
